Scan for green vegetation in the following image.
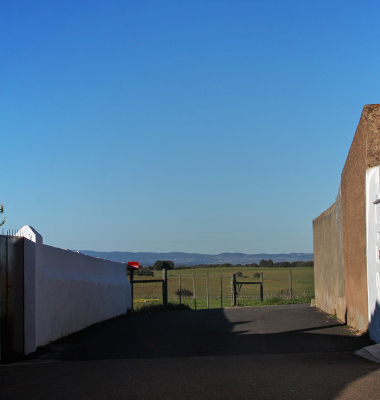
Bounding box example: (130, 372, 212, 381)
(329, 311, 338, 319)
(135, 268, 154, 277)
(153, 260, 174, 270)
(133, 267, 314, 311)
(164, 266, 314, 280)
(135, 260, 313, 276)
(0, 203, 5, 227)
(132, 296, 312, 313)
(175, 288, 193, 297)
(132, 302, 192, 314)
(234, 296, 313, 307)
(167, 294, 313, 310)
(173, 260, 313, 270)
(131, 262, 315, 312)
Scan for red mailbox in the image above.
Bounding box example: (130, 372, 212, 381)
(127, 261, 139, 270)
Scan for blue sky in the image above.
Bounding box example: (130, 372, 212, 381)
(2, 0, 379, 254)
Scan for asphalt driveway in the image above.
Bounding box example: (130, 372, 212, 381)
(0, 304, 379, 399)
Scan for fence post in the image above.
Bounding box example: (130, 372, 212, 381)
(192, 272, 197, 310)
(206, 272, 209, 309)
(220, 273, 223, 308)
(129, 268, 134, 311)
(289, 269, 292, 299)
(179, 273, 181, 305)
(162, 268, 167, 307)
(260, 272, 263, 301)
(231, 273, 236, 306)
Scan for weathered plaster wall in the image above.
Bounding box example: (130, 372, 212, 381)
(340, 105, 380, 332)
(313, 105, 380, 334)
(340, 106, 369, 332)
(365, 105, 380, 169)
(313, 186, 345, 321)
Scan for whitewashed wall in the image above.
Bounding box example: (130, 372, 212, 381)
(17, 226, 131, 355)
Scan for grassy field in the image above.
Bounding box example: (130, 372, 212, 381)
(166, 266, 314, 280)
(132, 267, 314, 310)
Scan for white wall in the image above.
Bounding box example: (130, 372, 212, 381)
(17, 226, 131, 354)
(366, 167, 380, 343)
(18, 226, 43, 355)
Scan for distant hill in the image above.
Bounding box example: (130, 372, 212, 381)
(79, 250, 313, 267)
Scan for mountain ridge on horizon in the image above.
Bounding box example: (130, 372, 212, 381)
(79, 250, 313, 266)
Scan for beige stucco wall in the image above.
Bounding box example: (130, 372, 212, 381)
(313, 104, 380, 333)
(340, 106, 370, 332)
(313, 186, 346, 321)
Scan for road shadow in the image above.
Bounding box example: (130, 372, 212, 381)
(12, 304, 378, 400)
(34, 304, 374, 361)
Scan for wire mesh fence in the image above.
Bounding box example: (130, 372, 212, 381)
(131, 270, 314, 310)
(263, 277, 315, 299)
(169, 273, 228, 310)
(132, 278, 164, 309)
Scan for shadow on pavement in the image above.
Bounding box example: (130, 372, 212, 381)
(2, 304, 380, 400)
(34, 304, 374, 361)
(27, 305, 373, 360)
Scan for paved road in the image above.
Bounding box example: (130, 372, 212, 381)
(0, 304, 379, 399)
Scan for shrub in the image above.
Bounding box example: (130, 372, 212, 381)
(133, 303, 192, 314)
(135, 268, 154, 277)
(236, 271, 243, 278)
(259, 259, 267, 268)
(274, 261, 291, 268)
(253, 272, 261, 279)
(175, 288, 193, 297)
(153, 260, 175, 270)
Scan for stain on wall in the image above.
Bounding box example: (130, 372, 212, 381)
(313, 186, 345, 321)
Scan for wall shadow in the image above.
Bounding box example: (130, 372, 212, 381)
(26, 304, 380, 400)
(33, 305, 373, 361)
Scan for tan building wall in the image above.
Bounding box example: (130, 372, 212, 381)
(313, 187, 345, 321)
(340, 106, 370, 332)
(313, 104, 380, 333)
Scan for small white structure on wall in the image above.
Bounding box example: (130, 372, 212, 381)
(17, 226, 131, 355)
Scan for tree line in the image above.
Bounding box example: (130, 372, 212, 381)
(174, 260, 313, 269)
(134, 259, 313, 276)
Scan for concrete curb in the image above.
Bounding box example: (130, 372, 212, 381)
(355, 344, 380, 363)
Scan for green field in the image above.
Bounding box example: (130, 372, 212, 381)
(166, 266, 314, 280)
(132, 267, 314, 310)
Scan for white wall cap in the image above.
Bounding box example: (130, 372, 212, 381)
(16, 226, 43, 245)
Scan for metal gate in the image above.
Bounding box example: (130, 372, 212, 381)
(0, 235, 24, 361)
(231, 272, 263, 306)
(129, 269, 167, 311)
